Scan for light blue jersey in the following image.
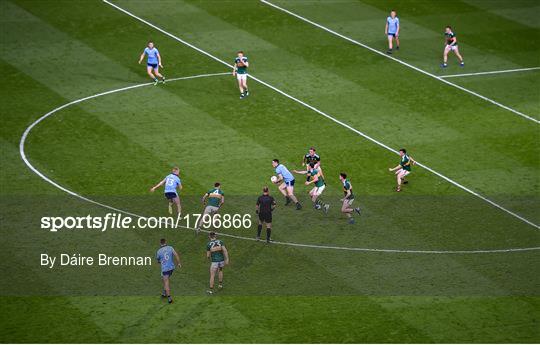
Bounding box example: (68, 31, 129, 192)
(387, 16, 400, 34)
(164, 173, 181, 195)
(144, 47, 159, 64)
(275, 164, 294, 183)
(156, 245, 176, 272)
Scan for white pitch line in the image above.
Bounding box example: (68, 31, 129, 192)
(18, 75, 540, 254)
(260, 0, 540, 125)
(440, 67, 540, 78)
(102, 0, 540, 230)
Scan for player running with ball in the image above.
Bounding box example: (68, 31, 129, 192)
(272, 159, 302, 210)
(388, 148, 416, 192)
(138, 41, 165, 85)
(233, 51, 249, 99)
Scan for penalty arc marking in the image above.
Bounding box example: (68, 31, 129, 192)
(19, 73, 540, 254)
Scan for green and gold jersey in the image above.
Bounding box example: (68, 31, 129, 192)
(400, 154, 412, 171)
(206, 239, 225, 262)
(235, 56, 248, 74)
(445, 31, 457, 46)
(311, 169, 325, 187)
(343, 179, 354, 199)
(206, 188, 224, 207)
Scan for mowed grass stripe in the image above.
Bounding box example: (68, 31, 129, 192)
(104, 0, 538, 226)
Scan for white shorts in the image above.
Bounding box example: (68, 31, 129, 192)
(445, 44, 458, 51)
(313, 184, 326, 196)
(236, 73, 247, 82)
(211, 261, 225, 269)
(203, 205, 220, 215)
(396, 169, 410, 177)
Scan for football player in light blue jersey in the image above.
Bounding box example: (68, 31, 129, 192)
(138, 41, 165, 85)
(150, 167, 183, 215)
(385, 10, 400, 54)
(272, 159, 302, 210)
(156, 238, 181, 304)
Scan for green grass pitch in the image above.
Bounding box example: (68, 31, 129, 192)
(1, 0, 539, 343)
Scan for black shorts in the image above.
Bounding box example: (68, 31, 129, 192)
(162, 269, 173, 277)
(147, 63, 158, 69)
(258, 212, 272, 223)
(165, 192, 178, 200)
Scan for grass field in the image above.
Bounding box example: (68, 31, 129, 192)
(1, 0, 539, 343)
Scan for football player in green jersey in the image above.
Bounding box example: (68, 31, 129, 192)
(339, 173, 361, 224)
(389, 148, 416, 192)
(442, 26, 464, 67)
(233, 51, 249, 99)
(206, 232, 229, 294)
(196, 182, 224, 232)
(294, 163, 329, 213)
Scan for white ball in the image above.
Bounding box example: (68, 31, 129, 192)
(270, 175, 278, 183)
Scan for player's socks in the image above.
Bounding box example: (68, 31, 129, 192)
(296, 202, 302, 210)
(323, 204, 330, 214)
(162, 76, 166, 83)
(153, 78, 159, 85)
(168, 203, 173, 215)
(257, 224, 262, 239)
(266, 228, 272, 243)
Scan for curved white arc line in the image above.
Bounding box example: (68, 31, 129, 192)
(19, 74, 540, 254)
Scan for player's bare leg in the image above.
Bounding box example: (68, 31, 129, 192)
(147, 66, 157, 83)
(208, 266, 217, 294)
(442, 46, 451, 67)
(162, 276, 172, 303)
(453, 47, 464, 66)
(387, 35, 393, 50)
(242, 79, 249, 96)
(173, 197, 181, 215)
(154, 67, 165, 82)
(237, 79, 244, 95)
(395, 36, 400, 49)
(278, 183, 289, 205)
(286, 186, 302, 210)
(218, 268, 224, 289)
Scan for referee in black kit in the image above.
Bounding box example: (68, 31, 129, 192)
(256, 186, 276, 243)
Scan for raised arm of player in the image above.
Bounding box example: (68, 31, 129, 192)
(388, 164, 401, 172)
(150, 179, 165, 192)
